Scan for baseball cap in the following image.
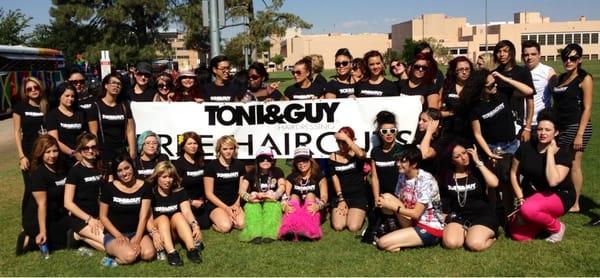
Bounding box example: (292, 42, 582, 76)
(293, 146, 311, 161)
(136, 62, 152, 75)
(256, 146, 274, 159)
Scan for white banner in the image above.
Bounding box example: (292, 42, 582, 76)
(131, 96, 422, 159)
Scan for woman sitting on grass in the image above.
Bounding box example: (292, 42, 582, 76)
(238, 146, 286, 244)
(376, 145, 445, 252)
(147, 161, 203, 266)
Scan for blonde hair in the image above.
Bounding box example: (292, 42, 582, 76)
(148, 161, 182, 190)
(214, 135, 238, 158)
(21, 77, 49, 115)
(477, 53, 497, 72)
(310, 54, 324, 73)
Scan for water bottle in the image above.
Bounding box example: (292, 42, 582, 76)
(39, 244, 50, 259)
(100, 256, 118, 267)
(493, 146, 505, 155)
(77, 246, 94, 257)
(156, 250, 167, 261)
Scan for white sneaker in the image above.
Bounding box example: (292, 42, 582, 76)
(545, 222, 566, 243)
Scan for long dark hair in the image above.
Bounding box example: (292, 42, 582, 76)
(443, 56, 473, 94)
(437, 139, 475, 188)
(413, 108, 442, 144)
(493, 40, 517, 69)
(559, 43, 592, 83)
(363, 50, 385, 79)
(409, 52, 437, 86)
(111, 154, 136, 181)
(178, 131, 205, 167)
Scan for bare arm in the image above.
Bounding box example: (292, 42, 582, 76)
(574, 75, 593, 151)
(88, 121, 98, 137)
(126, 118, 136, 159)
(545, 142, 570, 187)
(427, 93, 440, 109)
(472, 119, 501, 159)
(319, 177, 328, 204)
(32, 191, 47, 244)
(510, 158, 524, 201)
(370, 159, 380, 199)
(99, 202, 123, 238)
(492, 71, 534, 96)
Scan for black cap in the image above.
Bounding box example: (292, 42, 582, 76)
(136, 62, 152, 75)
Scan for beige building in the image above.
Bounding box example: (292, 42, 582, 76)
(391, 12, 600, 62)
(158, 32, 204, 70)
(270, 28, 391, 69)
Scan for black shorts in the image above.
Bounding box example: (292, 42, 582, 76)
(447, 210, 499, 236)
(192, 205, 211, 230)
(69, 215, 87, 232)
(334, 193, 370, 211)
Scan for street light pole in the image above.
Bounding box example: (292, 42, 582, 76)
(209, 0, 221, 57)
(484, 0, 488, 53)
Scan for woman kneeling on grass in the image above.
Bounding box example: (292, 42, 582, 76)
(147, 161, 203, 266)
(279, 146, 328, 241)
(376, 145, 445, 252)
(509, 111, 574, 243)
(100, 155, 155, 265)
(238, 146, 286, 244)
(439, 142, 499, 251)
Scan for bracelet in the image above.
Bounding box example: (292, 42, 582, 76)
(281, 194, 289, 202)
(523, 127, 532, 132)
(475, 160, 484, 168)
(190, 220, 198, 227)
(241, 192, 250, 202)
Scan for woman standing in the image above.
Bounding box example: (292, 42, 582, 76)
(279, 146, 328, 241)
(245, 62, 283, 101)
(172, 71, 203, 103)
(147, 161, 203, 266)
(510, 112, 574, 243)
(412, 109, 442, 175)
(66, 68, 95, 112)
(355, 50, 398, 97)
(135, 131, 169, 180)
(324, 48, 356, 99)
(204, 135, 246, 233)
(47, 83, 87, 167)
(17, 135, 69, 255)
(153, 73, 174, 102)
(88, 73, 136, 165)
(441, 56, 475, 139)
(440, 142, 499, 251)
(99, 155, 155, 265)
(398, 53, 440, 109)
(238, 146, 286, 243)
(172, 132, 209, 229)
(284, 57, 323, 100)
(551, 44, 593, 212)
(63, 133, 105, 251)
(329, 127, 369, 232)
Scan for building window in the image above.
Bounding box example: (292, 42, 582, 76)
(574, 33, 581, 44)
(592, 33, 599, 44)
(547, 34, 555, 45)
(591, 54, 598, 60)
(528, 34, 537, 42)
(565, 33, 572, 44)
(479, 45, 493, 51)
(582, 54, 590, 60)
(459, 48, 468, 54)
(556, 55, 561, 61)
(540, 56, 546, 61)
(547, 55, 555, 61)
(538, 34, 546, 45)
(521, 35, 528, 43)
(556, 33, 564, 45)
(583, 33, 590, 44)
(450, 49, 458, 55)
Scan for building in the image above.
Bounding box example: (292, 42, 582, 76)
(391, 12, 600, 62)
(158, 31, 205, 70)
(270, 28, 391, 69)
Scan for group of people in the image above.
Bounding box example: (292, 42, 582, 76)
(12, 39, 593, 266)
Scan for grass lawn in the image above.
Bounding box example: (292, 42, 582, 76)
(1, 61, 600, 276)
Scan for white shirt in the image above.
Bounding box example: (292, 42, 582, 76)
(529, 63, 554, 126)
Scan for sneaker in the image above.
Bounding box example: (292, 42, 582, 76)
(250, 237, 262, 244)
(156, 250, 167, 261)
(186, 248, 202, 264)
(585, 217, 600, 227)
(262, 237, 275, 244)
(545, 222, 566, 243)
(167, 251, 184, 266)
(16, 231, 26, 256)
(66, 229, 78, 249)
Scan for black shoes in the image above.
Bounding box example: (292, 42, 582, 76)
(16, 231, 26, 256)
(186, 248, 203, 264)
(66, 229, 79, 249)
(250, 237, 263, 244)
(167, 251, 184, 267)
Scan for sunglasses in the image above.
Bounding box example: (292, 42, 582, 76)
(157, 84, 170, 89)
(26, 85, 40, 92)
(292, 70, 304, 76)
(249, 74, 262, 81)
(485, 82, 498, 90)
(456, 68, 471, 73)
(80, 145, 98, 152)
(379, 128, 397, 135)
(258, 156, 273, 163)
(69, 80, 86, 85)
(563, 55, 580, 63)
(335, 61, 350, 68)
(413, 65, 428, 72)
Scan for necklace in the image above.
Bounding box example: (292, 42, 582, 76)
(453, 173, 469, 208)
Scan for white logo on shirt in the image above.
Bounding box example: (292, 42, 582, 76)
(60, 123, 82, 129)
(210, 96, 232, 102)
(335, 163, 356, 172)
(83, 175, 102, 183)
(25, 111, 44, 117)
(55, 177, 66, 186)
(361, 90, 383, 96)
(339, 88, 354, 94)
(375, 161, 395, 167)
(102, 114, 125, 121)
(187, 170, 204, 177)
(154, 205, 178, 213)
(138, 169, 153, 176)
(113, 197, 141, 205)
(481, 103, 505, 120)
(217, 172, 239, 179)
(292, 94, 314, 100)
(80, 103, 92, 109)
(448, 183, 477, 192)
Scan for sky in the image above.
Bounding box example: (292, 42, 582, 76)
(2, 0, 599, 38)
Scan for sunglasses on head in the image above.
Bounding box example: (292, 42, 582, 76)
(69, 80, 85, 85)
(379, 128, 397, 135)
(413, 65, 428, 72)
(335, 61, 350, 68)
(485, 82, 498, 90)
(563, 55, 580, 63)
(249, 74, 262, 81)
(26, 85, 40, 92)
(80, 145, 98, 152)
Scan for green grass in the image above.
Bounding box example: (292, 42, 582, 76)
(1, 62, 600, 276)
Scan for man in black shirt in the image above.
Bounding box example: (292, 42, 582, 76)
(203, 55, 241, 102)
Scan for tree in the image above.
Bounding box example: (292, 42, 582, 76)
(401, 37, 452, 65)
(223, 35, 248, 68)
(383, 49, 401, 65)
(0, 8, 32, 45)
(271, 54, 284, 66)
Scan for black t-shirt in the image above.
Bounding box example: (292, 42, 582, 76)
(284, 83, 324, 100)
(243, 167, 284, 193)
(172, 157, 205, 200)
(433, 70, 444, 92)
(515, 140, 575, 209)
(203, 82, 242, 102)
(127, 86, 156, 102)
(471, 94, 516, 144)
(65, 163, 103, 217)
(324, 79, 355, 98)
(494, 65, 534, 126)
(370, 143, 404, 194)
(329, 154, 369, 196)
(23, 166, 67, 226)
(397, 79, 437, 98)
(100, 181, 152, 233)
(414, 135, 442, 175)
(14, 101, 45, 157)
(78, 95, 96, 112)
(87, 100, 132, 151)
(552, 73, 585, 128)
(46, 108, 87, 150)
(134, 154, 169, 180)
(287, 172, 325, 199)
(355, 79, 399, 97)
(313, 74, 328, 89)
(440, 169, 492, 215)
(152, 187, 189, 218)
(441, 85, 471, 138)
(249, 88, 284, 101)
(204, 159, 246, 206)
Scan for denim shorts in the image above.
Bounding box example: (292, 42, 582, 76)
(414, 226, 441, 247)
(488, 139, 519, 155)
(103, 232, 136, 246)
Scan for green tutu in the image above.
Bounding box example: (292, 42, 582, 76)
(239, 201, 282, 242)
